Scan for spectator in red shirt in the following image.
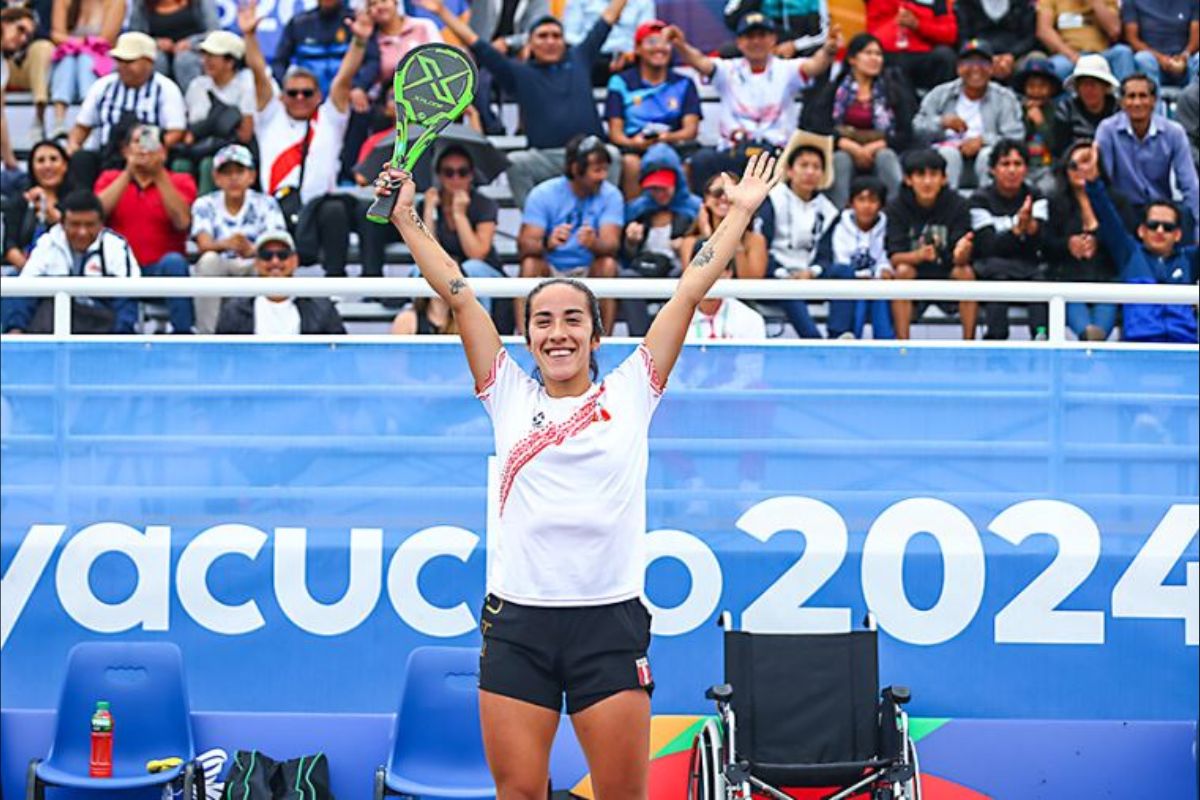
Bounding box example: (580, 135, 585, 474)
(95, 122, 197, 333)
(865, 0, 958, 94)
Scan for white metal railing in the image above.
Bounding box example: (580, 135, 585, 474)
(1, 276, 1197, 341)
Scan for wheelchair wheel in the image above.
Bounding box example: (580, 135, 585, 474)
(687, 718, 725, 800)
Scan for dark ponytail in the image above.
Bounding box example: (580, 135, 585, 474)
(524, 277, 602, 384)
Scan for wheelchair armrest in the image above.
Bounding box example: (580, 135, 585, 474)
(882, 685, 911, 706)
(705, 683, 734, 703)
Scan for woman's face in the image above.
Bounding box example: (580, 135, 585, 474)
(31, 146, 68, 191)
(704, 180, 731, 219)
(1065, 147, 1096, 188)
(437, 153, 475, 192)
(367, 0, 398, 26)
(526, 283, 600, 388)
(850, 41, 884, 79)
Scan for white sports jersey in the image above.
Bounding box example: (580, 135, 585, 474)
(710, 56, 812, 149)
(477, 345, 665, 607)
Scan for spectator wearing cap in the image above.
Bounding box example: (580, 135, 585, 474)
(667, 15, 840, 193)
(419, 0, 627, 208)
(812, 175, 895, 339)
(95, 121, 197, 333)
(620, 141, 700, 333)
(864, 0, 958, 94)
(215, 230, 347, 335)
(1095, 73, 1199, 243)
(1036, 0, 1134, 84)
(465, 0, 550, 54)
(803, 31, 913, 209)
(954, 0, 1039, 84)
(913, 39, 1024, 190)
(1120, 0, 1199, 90)
(756, 132, 839, 338)
(516, 133, 624, 334)
(721, 0, 830, 59)
(562, 0, 656, 85)
(126, 0, 219, 92)
(65, 33, 187, 189)
(885, 147, 977, 339)
(605, 19, 702, 198)
(239, 0, 371, 278)
(3, 190, 140, 334)
(1051, 54, 1119, 156)
(185, 31, 255, 145)
(1013, 58, 1063, 194)
(45, 0, 125, 141)
(190, 144, 287, 333)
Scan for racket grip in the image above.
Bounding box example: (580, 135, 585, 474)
(365, 190, 399, 225)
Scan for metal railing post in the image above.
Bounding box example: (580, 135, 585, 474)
(53, 291, 71, 338)
(1048, 295, 1067, 342)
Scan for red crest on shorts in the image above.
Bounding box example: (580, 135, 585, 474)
(635, 657, 653, 688)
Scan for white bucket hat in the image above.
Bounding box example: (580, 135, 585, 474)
(1065, 54, 1120, 91)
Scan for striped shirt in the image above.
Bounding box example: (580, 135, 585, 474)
(76, 72, 187, 149)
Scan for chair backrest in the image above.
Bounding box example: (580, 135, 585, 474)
(725, 629, 879, 766)
(387, 646, 488, 774)
(45, 641, 195, 777)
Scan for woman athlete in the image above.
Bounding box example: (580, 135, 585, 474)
(374, 153, 779, 799)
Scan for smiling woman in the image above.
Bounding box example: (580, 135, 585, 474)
(373, 153, 779, 797)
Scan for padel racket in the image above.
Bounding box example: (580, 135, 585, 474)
(365, 43, 477, 224)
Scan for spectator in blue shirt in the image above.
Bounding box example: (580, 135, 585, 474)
(563, 0, 656, 85)
(1120, 0, 1199, 89)
(419, 0, 627, 208)
(1095, 74, 1199, 243)
(516, 135, 624, 333)
(1076, 144, 1198, 343)
(271, 0, 380, 96)
(605, 19, 702, 198)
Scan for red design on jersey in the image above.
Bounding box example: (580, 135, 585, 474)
(267, 110, 318, 196)
(638, 345, 665, 395)
(476, 349, 505, 399)
(498, 384, 607, 515)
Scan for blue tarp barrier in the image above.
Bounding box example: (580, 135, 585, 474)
(2, 341, 1196, 720)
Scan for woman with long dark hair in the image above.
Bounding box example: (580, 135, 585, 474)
(372, 154, 779, 798)
(1, 140, 74, 269)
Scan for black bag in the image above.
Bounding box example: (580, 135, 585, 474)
(182, 92, 246, 161)
(26, 297, 116, 333)
(220, 750, 335, 800)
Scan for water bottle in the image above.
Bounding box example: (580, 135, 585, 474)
(89, 701, 113, 778)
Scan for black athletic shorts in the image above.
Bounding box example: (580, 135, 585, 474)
(478, 593, 654, 715)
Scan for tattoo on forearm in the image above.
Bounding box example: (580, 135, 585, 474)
(692, 224, 727, 269)
(449, 278, 466, 295)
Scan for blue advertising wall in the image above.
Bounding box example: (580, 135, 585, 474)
(1, 340, 1197, 725)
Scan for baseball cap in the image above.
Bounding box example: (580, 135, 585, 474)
(200, 30, 246, 59)
(110, 32, 157, 62)
(736, 13, 777, 36)
(635, 19, 667, 46)
(958, 38, 994, 60)
(213, 144, 255, 171)
(641, 169, 677, 190)
(254, 230, 295, 251)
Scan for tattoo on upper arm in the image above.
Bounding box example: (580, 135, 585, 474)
(449, 278, 466, 295)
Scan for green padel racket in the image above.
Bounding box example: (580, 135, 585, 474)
(365, 43, 477, 224)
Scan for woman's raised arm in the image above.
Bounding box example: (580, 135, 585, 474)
(643, 153, 779, 381)
(378, 168, 502, 389)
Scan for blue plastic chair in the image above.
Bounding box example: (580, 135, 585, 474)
(374, 646, 495, 799)
(26, 641, 202, 799)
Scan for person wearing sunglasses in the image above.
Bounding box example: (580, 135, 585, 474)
(215, 230, 347, 335)
(1075, 144, 1198, 344)
(1044, 139, 1130, 341)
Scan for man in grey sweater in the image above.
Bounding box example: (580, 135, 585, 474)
(913, 39, 1024, 189)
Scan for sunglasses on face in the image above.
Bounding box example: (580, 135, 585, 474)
(285, 88, 316, 99)
(1144, 220, 1178, 232)
(707, 188, 726, 199)
(439, 166, 472, 178)
(258, 248, 294, 261)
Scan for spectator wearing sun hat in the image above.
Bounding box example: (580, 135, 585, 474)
(190, 143, 287, 333)
(185, 31, 255, 142)
(1052, 53, 1119, 156)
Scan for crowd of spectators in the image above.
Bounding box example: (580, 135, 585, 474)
(0, 0, 1196, 341)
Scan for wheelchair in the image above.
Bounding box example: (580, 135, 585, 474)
(688, 613, 920, 800)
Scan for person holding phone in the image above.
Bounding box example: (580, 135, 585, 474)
(95, 122, 197, 333)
